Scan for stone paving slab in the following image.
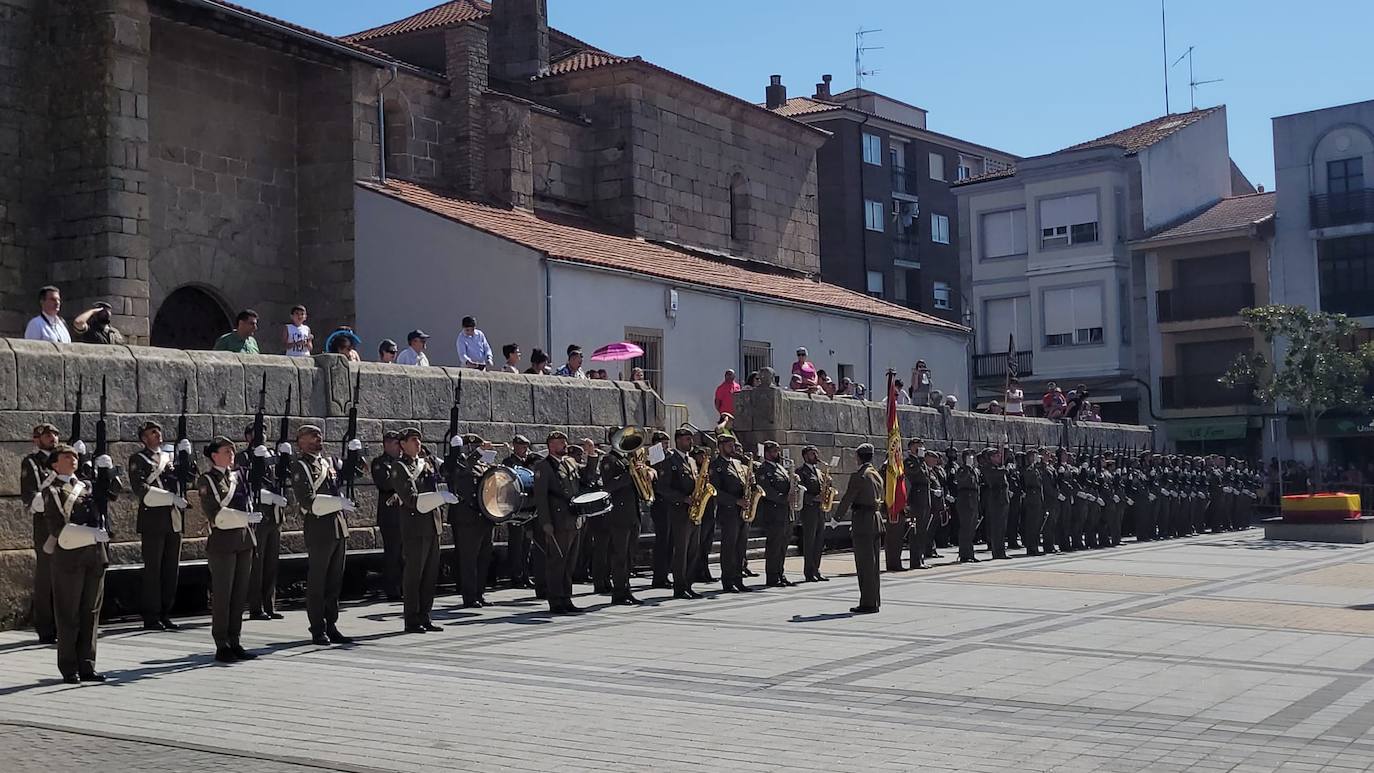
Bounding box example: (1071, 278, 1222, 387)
(5, 532, 1374, 771)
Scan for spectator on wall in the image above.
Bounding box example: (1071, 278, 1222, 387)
(214, 309, 261, 354)
(283, 304, 313, 358)
(555, 345, 586, 378)
(501, 343, 521, 373)
(455, 316, 493, 369)
(24, 285, 71, 344)
(1042, 382, 1067, 419)
(395, 329, 431, 367)
(890, 379, 912, 406)
(1066, 384, 1089, 420)
(986, 400, 1004, 415)
(743, 371, 761, 389)
(1004, 377, 1025, 416)
(791, 348, 818, 390)
(910, 360, 933, 406)
(73, 301, 125, 345)
(378, 339, 399, 363)
(631, 366, 646, 382)
(325, 326, 362, 362)
(817, 369, 837, 397)
(525, 348, 551, 375)
(714, 370, 741, 415)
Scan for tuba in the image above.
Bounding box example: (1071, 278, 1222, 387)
(688, 452, 716, 526)
(820, 462, 837, 513)
(612, 426, 655, 504)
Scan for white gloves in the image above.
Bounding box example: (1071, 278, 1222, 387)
(30, 494, 44, 514)
(260, 490, 288, 507)
(1057, 494, 1067, 502)
(342, 498, 357, 513)
(253, 445, 270, 458)
(312, 495, 345, 515)
(247, 512, 264, 525)
(177, 439, 193, 453)
(173, 496, 189, 510)
(416, 491, 447, 513)
(1095, 497, 1105, 507)
(277, 442, 292, 455)
(95, 529, 111, 543)
(143, 487, 176, 508)
(450, 435, 464, 448)
(73, 440, 87, 456)
(441, 490, 461, 505)
(347, 439, 363, 452)
(95, 454, 113, 469)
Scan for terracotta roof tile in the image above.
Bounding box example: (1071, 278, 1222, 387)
(358, 179, 968, 334)
(343, 0, 490, 42)
(1061, 106, 1224, 155)
(1139, 191, 1276, 243)
(771, 96, 844, 117)
(546, 49, 635, 77)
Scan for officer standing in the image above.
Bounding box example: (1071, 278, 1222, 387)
(656, 428, 701, 599)
(904, 449, 937, 570)
(129, 421, 190, 631)
(579, 438, 613, 594)
(44, 442, 117, 682)
(291, 424, 356, 646)
(23, 423, 60, 644)
(371, 431, 404, 601)
(1021, 450, 1045, 556)
(796, 446, 827, 582)
(756, 441, 795, 588)
(501, 435, 538, 589)
(599, 428, 644, 605)
(534, 431, 583, 614)
(198, 436, 259, 663)
(710, 435, 751, 593)
(393, 427, 446, 633)
(446, 433, 493, 610)
(955, 448, 982, 563)
(984, 447, 1011, 560)
(648, 431, 676, 590)
(692, 445, 719, 586)
(237, 426, 288, 621)
(836, 443, 883, 614)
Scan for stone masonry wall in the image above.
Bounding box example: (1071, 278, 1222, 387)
(733, 381, 1153, 502)
(0, 341, 667, 628)
(383, 72, 447, 186)
(530, 109, 593, 213)
(0, 0, 48, 336)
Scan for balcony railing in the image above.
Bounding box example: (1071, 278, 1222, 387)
(892, 166, 919, 195)
(1311, 190, 1374, 229)
(1160, 375, 1256, 409)
(973, 351, 1033, 380)
(893, 235, 919, 261)
(1157, 282, 1255, 323)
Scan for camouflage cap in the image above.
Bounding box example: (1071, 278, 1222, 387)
(32, 422, 58, 438)
(296, 424, 323, 439)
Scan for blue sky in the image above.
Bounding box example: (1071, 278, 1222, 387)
(248, 0, 1374, 190)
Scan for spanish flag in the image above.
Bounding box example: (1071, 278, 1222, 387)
(884, 371, 906, 523)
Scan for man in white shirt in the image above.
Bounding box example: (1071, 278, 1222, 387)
(24, 286, 72, 344)
(455, 316, 493, 369)
(395, 330, 431, 367)
(554, 345, 587, 379)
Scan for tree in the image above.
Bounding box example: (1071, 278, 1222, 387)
(1221, 305, 1374, 475)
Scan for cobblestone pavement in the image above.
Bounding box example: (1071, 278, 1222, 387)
(5, 532, 1374, 772)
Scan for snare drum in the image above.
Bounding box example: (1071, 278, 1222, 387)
(478, 465, 537, 525)
(570, 490, 612, 518)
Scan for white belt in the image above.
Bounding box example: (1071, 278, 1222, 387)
(58, 524, 109, 550)
(214, 508, 261, 530)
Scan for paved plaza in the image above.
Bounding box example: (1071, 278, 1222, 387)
(5, 534, 1374, 772)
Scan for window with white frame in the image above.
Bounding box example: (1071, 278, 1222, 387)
(864, 200, 885, 232)
(980, 208, 1027, 258)
(624, 327, 664, 390)
(742, 340, 772, 381)
(932, 281, 951, 310)
(983, 296, 1031, 353)
(1043, 285, 1104, 347)
(863, 133, 883, 166)
(1039, 193, 1099, 249)
(928, 152, 945, 181)
(866, 271, 884, 297)
(930, 213, 950, 244)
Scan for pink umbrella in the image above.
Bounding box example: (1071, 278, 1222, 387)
(591, 341, 644, 361)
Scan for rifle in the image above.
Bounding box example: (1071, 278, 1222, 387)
(249, 373, 267, 508)
(444, 372, 464, 474)
(342, 368, 362, 501)
(275, 384, 293, 495)
(174, 379, 194, 499)
(69, 375, 86, 459)
(93, 376, 112, 533)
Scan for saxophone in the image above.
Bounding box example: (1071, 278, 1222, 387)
(688, 453, 716, 526)
(820, 462, 837, 513)
(741, 456, 763, 523)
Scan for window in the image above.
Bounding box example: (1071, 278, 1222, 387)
(930, 213, 950, 244)
(837, 364, 855, 385)
(1119, 280, 1131, 345)
(866, 270, 884, 297)
(928, 152, 945, 181)
(932, 281, 951, 310)
(864, 200, 885, 232)
(957, 165, 971, 181)
(1039, 193, 1099, 249)
(729, 173, 748, 242)
(983, 296, 1031, 353)
(1319, 234, 1374, 317)
(1043, 285, 1104, 347)
(624, 327, 664, 390)
(980, 208, 1027, 258)
(1328, 157, 1365, 194)
(742, 340, 772, 382)
(863, 133, 883, 166)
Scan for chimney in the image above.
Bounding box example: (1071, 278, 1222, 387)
(814, 74, 832, 100)
(765, 74, 787, 110)
(489, 0, 549, 83)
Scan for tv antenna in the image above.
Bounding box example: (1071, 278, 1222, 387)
(1171, 46, 1222, 111)
(855, 28, 883, 89)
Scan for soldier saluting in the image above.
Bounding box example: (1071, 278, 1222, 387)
(836, 443, 883, 614)
(197, 436, 259, 663)
(534, 431, 583, 614)
(22, 422, 60, 644)
(129, 421, 191, 631)
(291, 424, 359, 646)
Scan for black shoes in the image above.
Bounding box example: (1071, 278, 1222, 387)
(310, 633, 331, 646)
(849, 606, 879, 615)
(79, 671, 106, 682)
(62, 674, 80, 684)
(766, 578, 797, 588)
(742, 568, 759, 578)
(160, 617, 180, 631)
(422, 622, 443, 632)
(325, 627, 353, 644)
(650, 580, 674, 590)
(142, 621, 164, 631)
(959, 556, 981, 564)
(37, 634, 56, 645)
(551, 603, 584, 615)
(231, 646, 257, 661)
(673, 591, 695, 600)
(215, 648, 238, 663)
(734, 582, 754, 593)
(612, 594, 642, 606)
(405, 625, 428, 634)
(249, 612, 272, 621)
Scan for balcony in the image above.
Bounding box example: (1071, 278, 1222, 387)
(1157, 282, 1255, 323)
(1311, 190, 1374, 229)
(893, 235, 919, 261)
(973, 351, 1033, 380)
(892, 166, 919, 195)
(1160, 375, 1256, 409)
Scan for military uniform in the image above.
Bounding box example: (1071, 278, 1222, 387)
(291, 441, 354, 644)
(502, 449, 539, 588)
(446, 444, 492, 609)
(534, 446, 583, 613)
(756, 454, 794, 586)
(21, 444, 57, 642)
(45, 467, 114, 681)
(393, 449, 444, 632)
(236, 444, 286, 619)
(654, 443, 700, 596)
(837, 457, 883, 612)
(129, 442, 190, 628)
(984, 455, 1011, 560)
(710, 452, 751, 592)
(796, 459, 827, 581)
(198, 462, 257, 660)
(600, 449, 643, 603)
(955, 457, 982, 562)
(371, 449, 404, 601)
(649, 450, 675, 588)
(579, 452, 612, 592)
(904, 457, 934, 569)
(1021, 458, 1045, 556)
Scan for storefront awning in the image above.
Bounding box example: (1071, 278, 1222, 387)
(1169, 417, 1250, 442)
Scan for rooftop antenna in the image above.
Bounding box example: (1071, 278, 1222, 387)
(1160, 0, 1169, 114)
(1171, 45, 1222, 111)
(855, 27, 883, 89)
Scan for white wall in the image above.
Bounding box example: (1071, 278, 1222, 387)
(1139, 107, 1233, 231)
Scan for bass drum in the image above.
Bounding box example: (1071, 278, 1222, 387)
(479, 465, 537, 525)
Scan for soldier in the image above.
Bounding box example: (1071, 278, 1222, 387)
(1021, 449, 1045, 556)
(128, 421, 190, 631)
(580, 438, 612, 593)
(23, 422, 61, 644)
(955, 448, 982, 563)
(691, 445, 718, 586)
(836, 443, 883, 614)
(501, 435, 538, 589)
(599, 428, 644, 605)
(1006, 451, 1024, 552)
(237, 426, 288, 621)
(393, 427, 446, 633)
(648, 430, 677, 590)
(756, 441, 796, 587)
(446, 433, 493, 610)
(796, 445, 828, 582)
(655, 428, 701, 599)
(534, 431, 584, 614)
(371, 431, 404, 602)
(291, 424, 358, 646)
(711, 435, 752, 593)
(198, 436, 259, 663)
(44, 442, 117, 682)
(905, 449, 937, 569)
(984, 447, 1011, 560)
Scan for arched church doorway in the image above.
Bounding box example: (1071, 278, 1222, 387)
(151, 286, 231, 350)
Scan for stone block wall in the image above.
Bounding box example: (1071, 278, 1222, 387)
(383, 72, 447, 185)
(531, 110, 592, 212)
(733, 381, 1153, 502)
(0, 0, 48, 336)
(0, 342, 667, 628)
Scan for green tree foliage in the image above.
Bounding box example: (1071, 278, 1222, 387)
(1222, 305, 1374, 471)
